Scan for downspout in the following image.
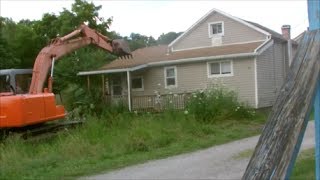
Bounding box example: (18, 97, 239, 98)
(287, 39, 292, 66)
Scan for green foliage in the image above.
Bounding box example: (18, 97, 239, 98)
(157, 32, 183, 45)
(0, 17, 41, 68)
(0, 32, 19, 68)
(186, 87, 255, 123)
(0, 111, 266, 179)
(125, 33, 159, 51)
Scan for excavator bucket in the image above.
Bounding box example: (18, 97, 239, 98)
(112, 39, 132, 58)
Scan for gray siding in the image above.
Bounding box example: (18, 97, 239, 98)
(256, 41, 287, 108)
(172, 12, 266, 51)
(206, 58, 256, 107)
(130, 58, 256, 107)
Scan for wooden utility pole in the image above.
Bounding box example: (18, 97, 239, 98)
(242, 3, 320, 178)
(308, 0, 320, 179)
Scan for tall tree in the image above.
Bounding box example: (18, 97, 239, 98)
(157, 31, 183, 45)
(0, 32, 19, 68)
(126, 33, 158, 51)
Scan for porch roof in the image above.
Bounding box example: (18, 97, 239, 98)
(78, 41, 263, 76)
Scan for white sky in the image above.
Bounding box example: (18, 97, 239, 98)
(0, 0, 309, 39)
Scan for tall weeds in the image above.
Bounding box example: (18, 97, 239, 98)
(186, 87, 255, 123)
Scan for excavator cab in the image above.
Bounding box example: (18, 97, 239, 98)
(0, 69, 32, 95)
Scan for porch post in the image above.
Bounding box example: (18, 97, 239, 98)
(127, 71, 132, 111)
(102, 74, 105, 100)
(87, 75, 90, 90)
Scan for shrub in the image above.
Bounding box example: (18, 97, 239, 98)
(186, 87, 254, 123)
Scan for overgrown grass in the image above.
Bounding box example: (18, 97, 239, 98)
(0, 87, 269, 179)
(0, 110, 266, 179)
(186, 87, 255, 123)
(292, 148, 315, 179)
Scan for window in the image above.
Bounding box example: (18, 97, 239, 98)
(208, 22, 224, 37)
(15, 74, 32, 94)
(131, 77, 144, 91)
(112, 76, 122, 95)
(0, 75, 10, 93)
(164, 66, 177, 88)
(208, 61, 233, 77)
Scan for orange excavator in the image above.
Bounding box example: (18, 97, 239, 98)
(0, 24, 131, 128)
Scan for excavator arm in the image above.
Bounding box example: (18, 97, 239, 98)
(29, 24, 131, 94)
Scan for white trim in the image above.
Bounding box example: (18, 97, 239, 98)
(207, 60, 234, 78)
(208, 21, 224, 38)
(171, 40, 265, 52)
(254, 57, 259, 108)
(130, 64, 148, 71)
(164, 66, 178, 89)
(168, 8, 270, 48)
(131, 76, 144, 91)
(78, 64, 147, 76)
(254, 38, 273, 54)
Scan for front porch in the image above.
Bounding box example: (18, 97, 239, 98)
(78, 68, 192, 112)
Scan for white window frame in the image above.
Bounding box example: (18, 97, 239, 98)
(164, 66, 177, 89)
(208, 21, 224, 38)
(131, 76, 144, 91)
(207, 60, 233, 78)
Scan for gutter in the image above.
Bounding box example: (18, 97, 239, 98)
(78, 64, 147, 76)
(78, 52, 258, 76)
(254, 36, 273, 54)
(148, 52, 257, 67)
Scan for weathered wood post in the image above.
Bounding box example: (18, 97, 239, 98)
(241, 1, 320, 178)
(308, 1, 320, 179)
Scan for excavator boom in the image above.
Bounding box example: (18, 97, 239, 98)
(29, 24, 131, 94)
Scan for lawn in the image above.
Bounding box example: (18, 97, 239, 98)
(292, 148, 315, 179)
(0, 111, 266, 179)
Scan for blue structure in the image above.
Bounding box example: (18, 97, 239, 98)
(308, 0, 320, 179)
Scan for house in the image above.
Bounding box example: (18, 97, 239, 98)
(79, 8, 298, 111)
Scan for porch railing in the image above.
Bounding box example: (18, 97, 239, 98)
(105, 93, 192, 112)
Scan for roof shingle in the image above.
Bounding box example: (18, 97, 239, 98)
(101, 41, 264, 70)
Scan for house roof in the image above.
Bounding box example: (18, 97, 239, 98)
(99, 41, 263, 71)
(293, 31, 306, 43)
(244, 21, 286, 41)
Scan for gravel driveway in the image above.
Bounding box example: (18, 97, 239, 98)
(87, 121, 315, 179)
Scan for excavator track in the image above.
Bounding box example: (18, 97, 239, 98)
(0, 120, 84, 141)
